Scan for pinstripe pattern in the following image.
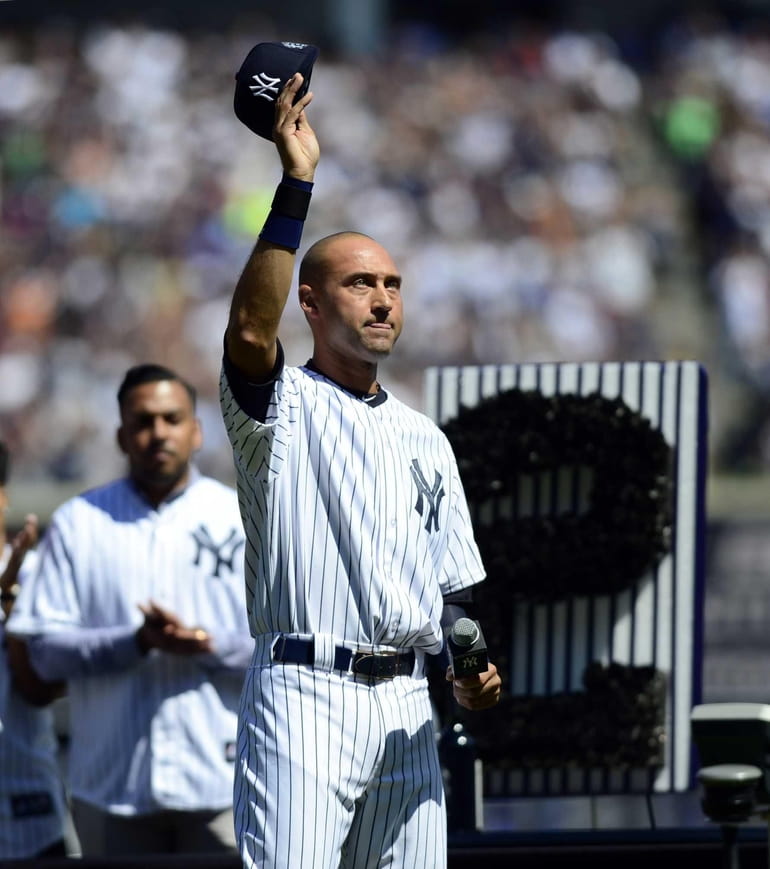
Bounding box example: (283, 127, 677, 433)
(426, 361, 708, 797)
(221, 364, 484, 650)
(0, 550, 67, 860)
(8, 475, 249, 815)
(236, 647, 444, 869)
(221, 363, 483, 868)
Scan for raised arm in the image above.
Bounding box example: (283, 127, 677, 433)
(225, 72, 320, 381)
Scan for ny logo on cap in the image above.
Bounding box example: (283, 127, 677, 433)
(249, 72, 281, 101)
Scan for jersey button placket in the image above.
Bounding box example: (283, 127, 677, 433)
(151, 692, 176, 804)
(153, 509, 174, 610)
(148, 511, 176, 806)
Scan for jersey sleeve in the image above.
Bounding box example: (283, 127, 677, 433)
(3, 510, 148, 678)
(221, 338, 284, 423)
(220, 349, 300, 484)
(437, 449, 487, 596)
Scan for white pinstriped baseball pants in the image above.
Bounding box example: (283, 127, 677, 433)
(234, 638, 446, 869)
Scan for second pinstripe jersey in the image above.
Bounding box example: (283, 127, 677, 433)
(220, 362, 485, 652)
(8, 474, 249, 815)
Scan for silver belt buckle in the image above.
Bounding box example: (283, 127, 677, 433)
(352, 650, 398, 681)
(271, 634, 288, 662)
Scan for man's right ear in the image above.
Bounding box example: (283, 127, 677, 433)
(299, 284, 319, 318)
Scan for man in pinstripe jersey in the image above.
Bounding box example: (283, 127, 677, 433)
(7, 364, 251, 856)
(222, 74, 501, 868)
(0, 441, 70, 860)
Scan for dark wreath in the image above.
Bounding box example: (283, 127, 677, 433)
(463, 661, 667, 774)
(436, 388, 673, 775)
(441, 389, 674, 603)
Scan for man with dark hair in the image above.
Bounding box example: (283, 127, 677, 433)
(117, 363, 197, 411)
(8, 365, 251, 857)
(0, 440, 69, 860)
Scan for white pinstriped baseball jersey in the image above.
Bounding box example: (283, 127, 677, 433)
(220, 362, 485, 649)
(8, 473, 249, 815)
(221, 359, 485, 868)
(0, 548, 68, 859)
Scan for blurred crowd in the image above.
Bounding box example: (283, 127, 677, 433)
(649, 15, 770, 465)
(0, 13, 768, 494)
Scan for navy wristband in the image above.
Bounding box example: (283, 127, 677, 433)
(280, 173, 314, 193)
(259, 175, 314, 250)
(260, 213, 305, 250)
(271, 182, 312, 220)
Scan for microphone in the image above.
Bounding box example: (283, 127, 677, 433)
(447, 617, 488, 678)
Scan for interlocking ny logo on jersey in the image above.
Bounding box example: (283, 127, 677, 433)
(191, 526, 244, 578)
(249, 72, 281, 101)
(410, 459, 445, 533)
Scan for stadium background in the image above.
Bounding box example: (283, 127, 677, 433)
(4, 0, 770, 852)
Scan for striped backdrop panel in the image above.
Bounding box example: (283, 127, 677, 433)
(425, 361, 708, 795)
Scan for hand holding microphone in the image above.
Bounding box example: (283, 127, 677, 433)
(446, 617, 501, 710)
(447, 617, 489, 678)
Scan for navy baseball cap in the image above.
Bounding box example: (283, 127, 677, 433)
(234, 41, 319, 141)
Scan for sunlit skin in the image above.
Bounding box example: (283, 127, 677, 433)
(299, 234, 403, 395)
(117, 380, 202, 508)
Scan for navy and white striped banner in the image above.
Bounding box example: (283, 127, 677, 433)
(426, 361, 708, 795)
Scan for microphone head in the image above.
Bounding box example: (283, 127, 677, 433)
(451, 617, 480, 648)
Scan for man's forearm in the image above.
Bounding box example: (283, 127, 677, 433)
(23, 625, 144, 680)
(226, 241, 294, 371)
(226, 71, 318, 382)
(441, 588, 473, 634)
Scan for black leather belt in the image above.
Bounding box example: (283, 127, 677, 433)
(272, 636, 415, 680)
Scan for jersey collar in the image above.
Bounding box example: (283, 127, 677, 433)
(304, 360, 388, 408)
(127, 465, 201, 510)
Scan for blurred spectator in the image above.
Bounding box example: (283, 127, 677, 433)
(651, 14, 770, 464)
(0, 18, 693, 499)
(0, 440, 69, 861)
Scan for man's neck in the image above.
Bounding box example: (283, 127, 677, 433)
(307, 353, 379, 396)
(131, 472, 192, 508)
